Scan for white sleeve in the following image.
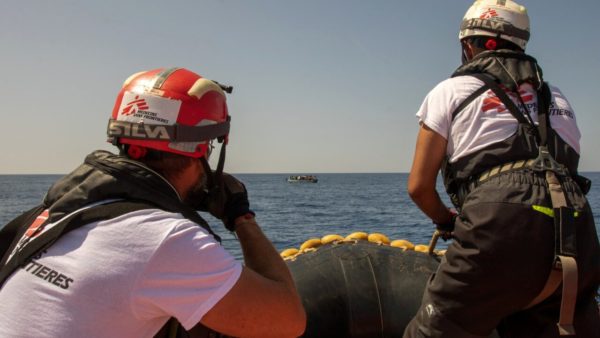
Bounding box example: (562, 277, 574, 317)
(131, 220, 242, 330)
(416, 80, 455, 140)
(548, 85, 581, 153)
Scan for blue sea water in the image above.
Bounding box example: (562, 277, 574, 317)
(1, 173, 600, 260)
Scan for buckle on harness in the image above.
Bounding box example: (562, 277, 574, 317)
(531, 146, 568, 176)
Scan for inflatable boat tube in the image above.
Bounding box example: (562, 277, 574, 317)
(286, 240, 441, 338)
(156, 233, 499, 338)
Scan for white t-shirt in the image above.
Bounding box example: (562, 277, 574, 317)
(0, 208, 242, 338)
(416, 75, 581, 163)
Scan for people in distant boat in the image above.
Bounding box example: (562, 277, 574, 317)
(405, 1, 599, 337)
(288, 175, 318, 183)
(0, 68, 306, 337)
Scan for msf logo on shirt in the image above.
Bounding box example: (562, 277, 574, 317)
(121, 95, 150, 116)
(6, 209, 51, 263)
(482, 89, 534, 114)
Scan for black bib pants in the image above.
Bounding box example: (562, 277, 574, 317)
(404, 172, 600, 337)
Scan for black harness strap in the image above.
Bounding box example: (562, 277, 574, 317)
(451, 84, 489, 121)
(536, 82, 552, 149)
(468, 73, 533, 125)
(0, 200, 154, 287)
(451, 74, 579, 334)
(535, 82, 579, 335)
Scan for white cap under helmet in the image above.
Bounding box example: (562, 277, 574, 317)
(459, 0, 530, 50)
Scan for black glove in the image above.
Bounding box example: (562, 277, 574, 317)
(204, 173, 254, 231)
(574, 174, 591, 195)
(434, 211, 457, 241)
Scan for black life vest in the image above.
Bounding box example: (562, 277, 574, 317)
(441, 50, 584, 208)
(0, 150, 224, 337)
(441, 51, 593, 335)
(0, 150, 219, 287)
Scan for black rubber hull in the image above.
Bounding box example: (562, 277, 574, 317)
(286, 241, 441, 338)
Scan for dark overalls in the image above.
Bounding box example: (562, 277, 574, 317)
(405, 51, 600, 337)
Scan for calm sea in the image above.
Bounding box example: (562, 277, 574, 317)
(1, 173, 600, 259)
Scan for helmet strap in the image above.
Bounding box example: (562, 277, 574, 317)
(216, 140, 226, 178)
(461, 48, 469, 65)
(199, 140, 227, 194)
(461, 40, 473, 65)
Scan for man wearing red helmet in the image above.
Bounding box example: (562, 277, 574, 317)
(0, 68, 306, 337)
(405, 1, 599, 337)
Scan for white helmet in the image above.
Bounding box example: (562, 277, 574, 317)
(459, 0, 530, 50)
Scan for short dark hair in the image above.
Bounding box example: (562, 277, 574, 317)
(120, 145, 194, 181)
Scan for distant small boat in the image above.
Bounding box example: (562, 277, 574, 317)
(287, 175, 318, 183)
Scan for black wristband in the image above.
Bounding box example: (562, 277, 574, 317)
(433, 213, 457, 232)
(227, 211, 256, 232)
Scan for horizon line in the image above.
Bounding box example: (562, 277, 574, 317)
(2, 171, 600, 176)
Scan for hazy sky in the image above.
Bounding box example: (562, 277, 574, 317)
(1, 0, 599, 174)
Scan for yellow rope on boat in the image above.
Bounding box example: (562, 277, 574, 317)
(321, 234, 344, 244)
(368, 233, 390, 245)
(390, 239, 415, 250)
(299, 238, 322, 252)
(281, 231, 446, 260)
(345, 232, 368, 241)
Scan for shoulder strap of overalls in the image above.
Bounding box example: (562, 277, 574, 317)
(451, 73, 533, 126)
(534, 82, 579, 336)
(476, 75, 578, 335)
(450, 81, 489, 121)
(452, 74, 579, 335)
(467, 73, 536, 125)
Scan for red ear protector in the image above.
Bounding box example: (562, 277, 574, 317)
(485, 38, 498, 50)
(127, 145, 147, 159)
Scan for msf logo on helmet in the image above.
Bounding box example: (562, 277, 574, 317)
(108, 120, 171, 140)
(121, 95, 150, 116)
(480, 8, 498, 19)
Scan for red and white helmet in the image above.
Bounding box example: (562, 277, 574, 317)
(459, 0, 530, 50)
(107, 67, 230, 158)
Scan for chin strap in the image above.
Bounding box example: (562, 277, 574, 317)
(199, 113, 231, 193)
(200, 137, 227, 196)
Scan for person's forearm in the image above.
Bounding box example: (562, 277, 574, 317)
(201, 215, 306, 338)
(234, 216, 296, 287)
(409, 188, 454, 225)
(408, 123, 453, 225)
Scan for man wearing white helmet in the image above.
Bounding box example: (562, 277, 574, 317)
(0, 68, 306, 337)
(405, 1, 599, 337)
